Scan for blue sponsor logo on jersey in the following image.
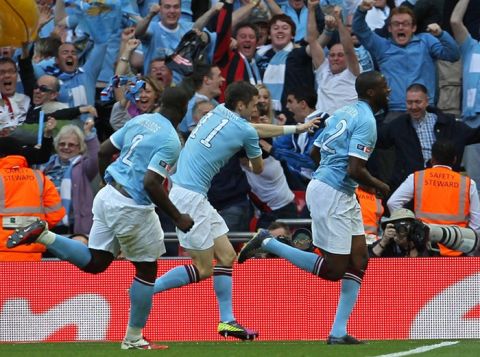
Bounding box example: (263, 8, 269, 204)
(357, 144, 372, 153)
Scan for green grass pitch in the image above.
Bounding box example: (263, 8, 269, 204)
(1, 340, 480, 356)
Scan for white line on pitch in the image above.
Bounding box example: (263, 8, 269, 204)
(373, 341, 460, 357)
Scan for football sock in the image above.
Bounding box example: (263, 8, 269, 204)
(154, 265, 199, 294)
(37, 230, 56, 245)
(330, 268, 364, 337)
(128, 277, 154, 329)
(125, 326, 142, 342)
(46, 234, 91, 268)
(263, 238, 320, 273)
(213, 266, 234, 322)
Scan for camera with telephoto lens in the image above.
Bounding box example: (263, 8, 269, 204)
(393, 219, 478, 254)
(393, 219, 429, 251)
(427, 224, 478, 254)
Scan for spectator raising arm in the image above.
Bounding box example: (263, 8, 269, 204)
(192, 1, 224, 31)
(54, 0, 67, 26)
(233, 0, 264, 28)
(335, 6, 360, 77)
(135, 3, 160, 39)
(307, 0, 325, 69)
(450, 0, 470, 44)
(264, 0, 283, 16)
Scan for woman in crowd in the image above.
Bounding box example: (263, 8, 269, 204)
(41, 119, 99, 236)
(109, 76, 163, 131)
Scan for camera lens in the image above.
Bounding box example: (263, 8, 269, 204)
(394, 221, 410, 235)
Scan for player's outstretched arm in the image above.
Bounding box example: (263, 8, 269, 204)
(252, 119, 322, 138)
(249, 155, 264, 175)
(144, 170, 194, 233)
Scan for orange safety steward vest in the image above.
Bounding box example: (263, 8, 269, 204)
(413, 166, 470, 257)
(0, 155, 65, 261)
(355, 187, 384, 238)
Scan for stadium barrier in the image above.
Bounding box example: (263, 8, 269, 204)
(1, 258, 479, 342)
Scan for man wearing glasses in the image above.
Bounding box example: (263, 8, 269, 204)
(352, 0, 460, 185)
(352, 0, 459, 123)
(0, 57, 30, 129)
(9, 75, 97, 146)
(25, 75, 97, 126)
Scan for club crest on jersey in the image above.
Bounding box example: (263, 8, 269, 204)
(357, 144, 372, 153)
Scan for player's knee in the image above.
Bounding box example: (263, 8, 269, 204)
(321, 257, 348, 281)
(324, 269, 344, 281)
(132, 261, 158, 283)
(81, 249, 114, 274)
(82, 261, 110, 274)
(196, 265, 214, 280)
(351, 251, 369, 271)
(359, 253, 369, 270)
(217, 250, 236, 267)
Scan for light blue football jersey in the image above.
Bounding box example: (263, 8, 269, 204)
(105, 113, 181, 205)
(312, 101, 376, 195)
(172, 104, 262, 195)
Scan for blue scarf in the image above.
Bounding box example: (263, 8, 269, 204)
(239, 52, 262, 86)
(100, 74, 138, 102)
(259, 43, 293, 111)
(43, 155, 81, 227)
(44, 64, 83, 81)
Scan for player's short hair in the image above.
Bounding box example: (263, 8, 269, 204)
(355, 71, 384, 98)
(286, 86, 317, 109)
(160, 86, 190, 122)
(224, 81, 259, 111)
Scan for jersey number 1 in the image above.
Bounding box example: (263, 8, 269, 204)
(190, 115, 229, 148)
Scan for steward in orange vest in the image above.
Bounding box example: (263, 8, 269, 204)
(412, 140, 477, 256)
(413, 166, 470, 256)
(355, 186, 384, 241)
(0, 155, 65, 261)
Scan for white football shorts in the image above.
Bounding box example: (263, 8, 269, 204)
(89, 184, 165, 261)
(306, 179, 364, 254)
(169, 184, 229, 250)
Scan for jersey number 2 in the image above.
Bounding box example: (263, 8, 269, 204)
(321, 119, 347, 154)
(122, 134, 143, 166)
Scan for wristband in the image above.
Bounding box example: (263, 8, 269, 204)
(283, 125, 296, 135)
(120, 56, 129, 62)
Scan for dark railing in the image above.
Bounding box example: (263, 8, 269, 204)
(163, 219, 313, 243)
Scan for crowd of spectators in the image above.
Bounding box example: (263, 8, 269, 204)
(1, 0, 480, 260)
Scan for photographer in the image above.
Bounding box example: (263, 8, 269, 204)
(387, 139, 480, 256)
(369, 209, 431, 258)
